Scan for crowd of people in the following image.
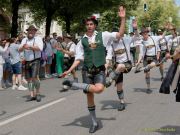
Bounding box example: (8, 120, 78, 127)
(0, 5, 180, 133)
(0, 25, 78, 101)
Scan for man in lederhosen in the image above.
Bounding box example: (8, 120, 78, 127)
(61, 6, 126, 133)
(62, 33, 78, 87)
(135, 27, 162, 94)
(168, 27, 180, 55)
(19, 25, 43, 102)
(157, 29, 170, 81)
(129, 32, 138, 66)
(105, 24, 140, 111)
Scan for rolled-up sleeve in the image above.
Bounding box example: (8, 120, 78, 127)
(75, 41, 84, 61)
(106, 41, 113, 60)
(102, 31, 117, 47)
(35, 37, 43, 51)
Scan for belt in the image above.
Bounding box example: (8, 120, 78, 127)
(83, 65, 105, 74)
(145, 55, 156, 58)
(26, 58, 40, 63)
(161, 49, 168, 52)
(114, 49, 125, 55)
(146, 45, 155, 49)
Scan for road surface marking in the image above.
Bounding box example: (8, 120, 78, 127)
(0, 97, 66, 127)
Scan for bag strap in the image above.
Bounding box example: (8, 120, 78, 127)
(110, 43, 116, 64)
(111, 38, 130, 62)
(142, 36, 156, 57)
(122, 38, 130, 61)
(149, 36, 156, 56)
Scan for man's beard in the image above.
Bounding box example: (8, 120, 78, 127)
(28, 33, 34, 39)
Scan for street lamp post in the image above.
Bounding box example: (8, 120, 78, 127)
(148, 19, 160, 35)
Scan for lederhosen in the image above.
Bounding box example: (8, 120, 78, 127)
(159, 38, 169, 61)
(63, 42, 75, 70)
(143, 37, 157, 72)
(170, 37, 179, 55)
(81, 32, 106, 86)
(111, 39, 132, 83)
(24, 38, 40, 79)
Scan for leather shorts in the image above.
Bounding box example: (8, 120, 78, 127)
(25, 58, 40, 79)
(82, 65, 106, 85)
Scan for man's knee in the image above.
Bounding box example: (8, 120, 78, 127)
(94, 86, 104, 94)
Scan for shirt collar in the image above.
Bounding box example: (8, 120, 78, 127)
(83, 31, 98, 38)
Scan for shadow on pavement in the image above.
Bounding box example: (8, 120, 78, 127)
(151, 77, 162, 81)
(0, 131, 13, 135)
(100, 100, 132, 110)
(133, 88, 157, 93)
(154, 125, 180, 135)
(0, 111, 6, 116)
(62, 115, 116, 130)
(21, 95, 46, 99)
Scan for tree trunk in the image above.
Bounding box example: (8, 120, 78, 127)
(45, 12, 53, 36)
(65, 15, 71, 33)
(11, 0, 20, 38)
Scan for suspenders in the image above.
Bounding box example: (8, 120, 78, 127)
(143, 36, 156, 57)
(172, 36, 179, 49)
(159, 38, 168, 51)
(111, 38, 130, 62)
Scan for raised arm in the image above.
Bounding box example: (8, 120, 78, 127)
(116, 6, 126, 39)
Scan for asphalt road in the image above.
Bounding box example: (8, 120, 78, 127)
(0, 61, 179, 135)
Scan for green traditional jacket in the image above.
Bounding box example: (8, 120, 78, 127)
(81, 32, 106, 68)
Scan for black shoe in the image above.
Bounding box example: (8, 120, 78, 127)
(89, 123, 99, 133)
(173, 89, 177, 94)
(36, 94, 41, 102)
(118, 103, 126, 111)
(62, 80, 73, 87)
(134, 68, 141, 73)
(26, 96, 36, 102)
(146, 89, 152, 94)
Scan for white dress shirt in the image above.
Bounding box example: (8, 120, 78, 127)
(168, 36, 180, 50)
(140, 36, 162, 57)
(106, 37, 133, 63)
(64, 41, 76, 58)
(75, 31, 117, 61)
(19, 36, 43, 61)
(0, 45, 8, 64)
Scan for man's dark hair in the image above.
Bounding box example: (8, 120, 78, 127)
(85, 16, 98, 26)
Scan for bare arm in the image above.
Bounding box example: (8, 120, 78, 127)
(116, 6, 126, 39)
(61, 60, 81, 77)
(62, 50, 74, 56)
(0, 43, 9, 53)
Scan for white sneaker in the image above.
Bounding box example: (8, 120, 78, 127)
(45, 74, 50, 79)
(22, 78, 28, 84)
(18, 85, 28, 91)
(12, 85, 18, 90)
(52, 73, 58, 77)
